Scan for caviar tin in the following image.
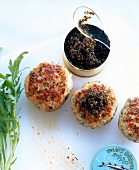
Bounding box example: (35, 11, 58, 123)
(63, 6, 110, 77)
(90, 144, 137, 170)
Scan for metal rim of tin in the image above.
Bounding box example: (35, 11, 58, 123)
(90, 144, 137, 170)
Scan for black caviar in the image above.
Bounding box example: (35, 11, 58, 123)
(80, 89, 108, 118)
(64, 25, 110, 70)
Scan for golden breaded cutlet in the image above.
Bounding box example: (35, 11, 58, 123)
(24, 62, 73, 112)
(71, 81, 118, 128)
(118, 97, 139, 143)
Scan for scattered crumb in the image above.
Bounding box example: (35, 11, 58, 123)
(74, 157, 78, 160)
(31, 120, 85, 169)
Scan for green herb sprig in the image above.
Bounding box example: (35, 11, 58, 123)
(0, 51, 28, 170)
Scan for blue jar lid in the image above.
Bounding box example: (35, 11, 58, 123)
(91, 144, 137, 170)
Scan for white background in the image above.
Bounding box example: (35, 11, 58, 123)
(0, 1, 139, 170)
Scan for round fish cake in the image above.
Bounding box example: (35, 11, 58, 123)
(118, 97, 139, 143)
(70, 81, 118, 128)
(24, 62, 73, 112)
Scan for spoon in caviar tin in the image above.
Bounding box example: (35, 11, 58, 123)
(73, 6, 110, 49)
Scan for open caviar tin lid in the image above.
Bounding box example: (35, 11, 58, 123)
(73, 6, 110, 48)
(90, 144, 137, 170)
(73, 6, 103, 39)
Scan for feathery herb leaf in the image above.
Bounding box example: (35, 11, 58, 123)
(0, 51, 28, 170)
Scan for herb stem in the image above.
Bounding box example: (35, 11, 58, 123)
(0, 51, 28, 170)
(5, 139, 18, 170)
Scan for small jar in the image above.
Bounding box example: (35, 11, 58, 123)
(63, 6, 110, 77)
